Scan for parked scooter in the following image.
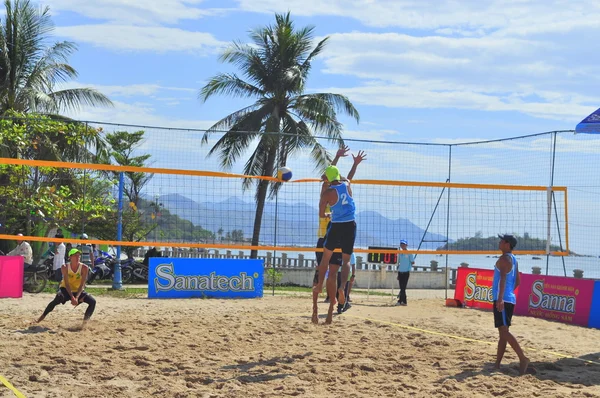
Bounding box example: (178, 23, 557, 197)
(0, 250, 47, 293)
(87, 251, 133, 284)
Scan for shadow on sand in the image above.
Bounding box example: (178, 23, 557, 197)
(440, 352, 600, 386)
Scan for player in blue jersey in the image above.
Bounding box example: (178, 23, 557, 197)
(313, 150, 366, 324)
(493, 234, 533, 375)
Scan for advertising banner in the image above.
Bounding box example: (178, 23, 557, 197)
(586, 281, 600, 329)
(0, 256, 24, 298)
(454, 267, 496, 310)
(148, 258, 264, 299)
(454, 267, 521, 310)
(514, 274, 594, 327)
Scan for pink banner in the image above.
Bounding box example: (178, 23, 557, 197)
(514, 274, 594, 327)
(0, 256, 24, 298)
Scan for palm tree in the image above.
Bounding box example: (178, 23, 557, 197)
(0, 0, 112, 115)
(200, 12, 359, 258)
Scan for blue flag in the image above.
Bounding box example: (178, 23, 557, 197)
(576, 107, 600, 134)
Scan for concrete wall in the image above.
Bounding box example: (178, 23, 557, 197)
(276, 267, 448, 289)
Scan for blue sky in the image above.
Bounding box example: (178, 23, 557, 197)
(28, 1, 600, 254)
(41, 0, 600, 141)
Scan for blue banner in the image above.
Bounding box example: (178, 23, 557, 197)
(589, 281, 600, 329)
(148, 258, 264, 299)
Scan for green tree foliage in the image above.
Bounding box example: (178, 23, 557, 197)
(0, 113, 115, 258)
(104, 131, 152, 206)
(103, 131, 156, 257)
(0, 0, 112, 115)
(200, 12, 359, 258)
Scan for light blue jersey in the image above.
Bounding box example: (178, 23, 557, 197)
(330, 183, 355, 223)
(398, 253, 414, 273)
(492, 253, 518, 304)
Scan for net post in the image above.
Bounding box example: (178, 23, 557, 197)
(444, 145, 452, 301)
(112, 172, 124, 290)
(546, 186, 552, 256)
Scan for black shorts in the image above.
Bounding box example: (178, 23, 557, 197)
(493, 301, 515, 328)
(323, 221, 356, 255)
(56, 287, 90, 304)
(315, 237, 342, 266)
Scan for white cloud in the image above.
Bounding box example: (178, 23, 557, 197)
(64, 99, 215, 130)
(342, 128, 403, 141)
(233, 0, 600, 35)
(429, 135, 600, 155)
(317, 83, 594, 121)
(308, 30, 600, 121)
(55, 25, 225, 53)
(58, 82, 196, 97)
(45, 0, 227, 25)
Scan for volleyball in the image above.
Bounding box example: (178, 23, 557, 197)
(277, 166, 293, 181)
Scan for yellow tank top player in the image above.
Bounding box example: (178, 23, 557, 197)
(37, 248, 97, 325)
(60, 261, 83, 291)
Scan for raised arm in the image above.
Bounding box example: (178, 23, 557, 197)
(347, 150, 367, 181)
(331, 146, 350, 166)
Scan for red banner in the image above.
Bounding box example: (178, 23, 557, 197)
(454, 267, 520, 310)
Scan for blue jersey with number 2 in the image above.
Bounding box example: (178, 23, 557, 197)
(330, 183, 355, 223)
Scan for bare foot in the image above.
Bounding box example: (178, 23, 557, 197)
(519, 357, 532, 375)
(36, 316, 45, 323)
(337, 288, 345, 306)
(311, 311, 318, 324)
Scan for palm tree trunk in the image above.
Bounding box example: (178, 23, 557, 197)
(250, 144, 277, 259)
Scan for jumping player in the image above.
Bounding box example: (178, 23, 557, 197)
(313, 150, 366, 324)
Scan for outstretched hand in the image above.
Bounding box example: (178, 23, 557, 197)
(336, 146, 350, 159)
(352, 150, 367, 164)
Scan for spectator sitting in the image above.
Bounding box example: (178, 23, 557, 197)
(7, 233, 33, 269)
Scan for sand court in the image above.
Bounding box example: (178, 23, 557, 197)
(1, 293, 599, 398)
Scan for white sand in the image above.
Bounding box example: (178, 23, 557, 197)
(1, 292, 599, 397)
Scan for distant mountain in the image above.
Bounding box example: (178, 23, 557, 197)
(154, 194, 448, 249)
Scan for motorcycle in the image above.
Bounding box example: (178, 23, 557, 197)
(118, 257, 139, 284)
(0, 250, 48, 293)
(87, 251, 133, 284)
(130, 260, 148, 283)
(86, 251, 112, 284)
(23, 263, 48, 293)
(41, 253, 55, 280)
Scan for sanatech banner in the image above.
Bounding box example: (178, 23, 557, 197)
(148, 258, 264, 299)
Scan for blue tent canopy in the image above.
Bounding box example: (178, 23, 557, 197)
(576, 107, 600, 134)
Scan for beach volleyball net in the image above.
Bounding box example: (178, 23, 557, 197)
(2, 116, 594, 292)
(0, 158, 568, 255)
